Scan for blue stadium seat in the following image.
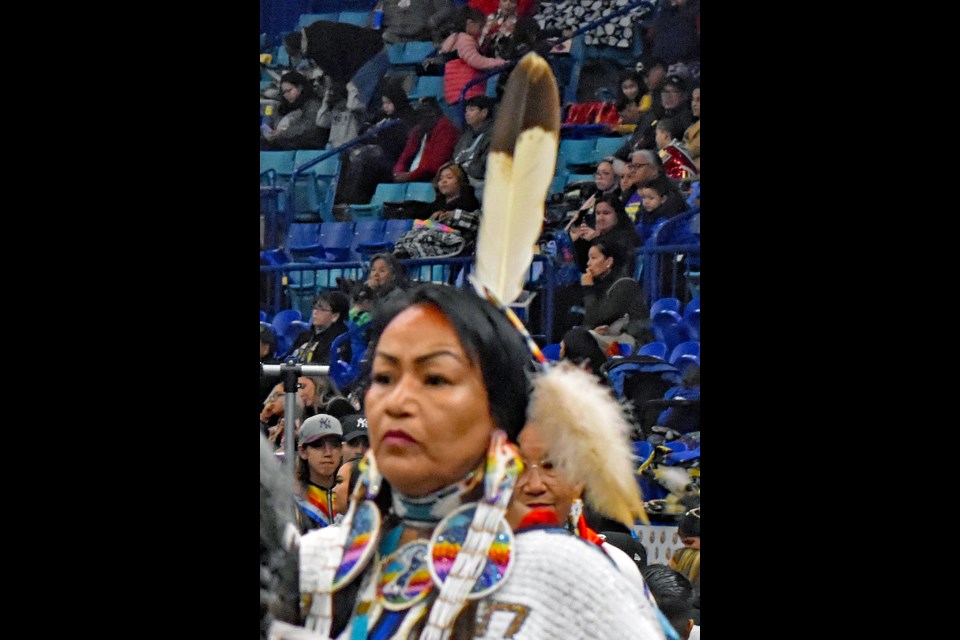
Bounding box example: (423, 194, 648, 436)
(565, 173, 594, 186)
(387, 43, 406, 64)
(317, 221, 356, 262)
(404, 182, 436, 203)
(271, 309, 302, 356)
(637, 341, 668, 360)
(286, 222, 322, 259)
(283, 320, 311, 357)
(260, 311, 267, 322)
(292, 150, 341, 221)
(350, 220, 387, 261)
(400, 41, 436, 64)
(337, 11, 369, 26)
(408, 76, 443, 100)
(669, 341, 700, 374)
(557, 138, 595, 170)
(260, 151, 296, 184)
(593, 135, 628, 162)
(347, 182, 406, 220)
(649, 297, 681, 318)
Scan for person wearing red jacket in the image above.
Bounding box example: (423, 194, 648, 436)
(392, 97, 460, 183)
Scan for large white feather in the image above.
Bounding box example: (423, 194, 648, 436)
(474, 53, 560, 304)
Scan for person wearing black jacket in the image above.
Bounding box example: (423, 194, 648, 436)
(581, 238, 651, 350)
(289, 291, 351, 365)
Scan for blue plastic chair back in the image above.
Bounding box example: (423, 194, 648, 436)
(282, 320, 311, 357)
(404, 182, 436, 203)
(383, 219, 414, 249)
(293, 150, 341, 220)
(260, 151, 296, 182)
(260, 311, 267, 322)
(632, 440, 654, 462)
(350, 220, 387, 261)
(285, 222, 322, 258)
(565, 173, 594, 186)
(594, 136, 628, 162)
(408, 76, 443, 100)
(317, 221, 356, 262)
(400, 41, 436, 64)
(387, 43, 406, 64)
(372, 182, 407, 206)
(649, 297, 681, 318)
(557, 138, 595, 170)
(337, 11, 368, 26)
(637, 341, 668, 359)
(669, 341, 700, 372)
(541, 343, 562, 361)
(271, 310, 302, 354)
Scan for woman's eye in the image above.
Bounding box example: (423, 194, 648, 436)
(425, 375, 449, 386)
(372, 373, 392, 384)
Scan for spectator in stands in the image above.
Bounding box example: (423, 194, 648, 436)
(295, 414, 345, 532)
(438, 7, 508, 106)
(639, 57, 669, 120)
(620, 149, 664, 223)
(452, 95, 496, 195)
(581, 238, 651, 351)
(283, 21, 390, 111)
(289, 291, 351, 365)
(340, 414, 370, 462)
(683, 84, 699, 170)
(260, 71, 324, 150)
(335, 80, 417, 205)
(616, 69, 650, 125)
(381, 0, 455, 44)
(331, 455, 364, 520)
(478, 0, 520, 55)
(393, 97, 460, 183)
(636, 174, 689, 244)
(614, 75, 694, 159)
(365, 252, 409, 308)
(645, 0, 700, 68)
(571, 192, 640, 275)
(315, 79, 364, 149)
(655, 118, 698, 182)
(641, 564, 698, 640)
(428, 162, 482, 249)
(566, 158, 621, 228)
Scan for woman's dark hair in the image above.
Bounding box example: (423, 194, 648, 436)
(381, 78, 412, 114)
(454, 6, 486, 30)
(596, 192, 629, 228)
(615, 69, 647, 111)
(277, 70, 316, 116)
(590, 237, 627, 272)
(640, 564, 694, 635)
(363, 284, 533, 441)
(561, 327, 607, 377)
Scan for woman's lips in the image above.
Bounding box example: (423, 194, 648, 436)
(382, 430, 417, 446)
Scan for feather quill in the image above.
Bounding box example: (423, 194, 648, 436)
(527, 362, 649, 527)
(474, 53, 560, 304)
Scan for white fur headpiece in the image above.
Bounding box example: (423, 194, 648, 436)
(527, 361, 648, 527)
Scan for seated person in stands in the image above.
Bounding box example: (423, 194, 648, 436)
(428, 162, 482, 251)
(393, 97, 460, 183)
(452, 95, 496, 195)
(655, 117, 698, 182)
(565, 158, 620, 228)
(570, 192, 640, 276)
(335, 80, 417, 205)
(381, 0, 455, 44)
(635, 174, 689, 244)
(289, 291, 351, 364)
(580, 238, 651, 351)
(619, 150, 663, 223)
(613, 74, 694, 160)
(315, 79, 364, 149)
(260, 71, 324, 150)
(615, 69, 650, 124)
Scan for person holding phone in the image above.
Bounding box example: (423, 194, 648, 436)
(569, 192, 640, 275)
